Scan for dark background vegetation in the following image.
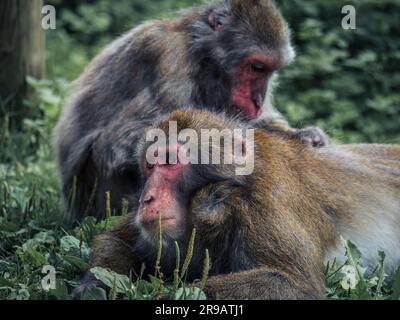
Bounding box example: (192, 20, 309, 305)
(0, 0, 399, 300)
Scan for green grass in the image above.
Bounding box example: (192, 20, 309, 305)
(0, 79, 399, 300)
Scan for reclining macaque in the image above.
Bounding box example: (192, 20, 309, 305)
(75, 109, 400, 299)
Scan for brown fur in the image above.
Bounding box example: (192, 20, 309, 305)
(77, 110, 400, 300)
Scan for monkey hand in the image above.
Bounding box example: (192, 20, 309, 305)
(294, 127, 331, 148)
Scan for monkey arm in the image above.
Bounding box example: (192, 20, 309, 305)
(72, 216, 140, 299)
(204, 266, 325, 300)
(90, 216, 140, 275)
(257, 103, 330, 147)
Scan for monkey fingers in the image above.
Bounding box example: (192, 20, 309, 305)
(294, 127, 331, 148)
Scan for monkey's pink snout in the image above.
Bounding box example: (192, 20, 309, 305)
(138, 187, 178, 228)
(139, 145, 186, 231)
(142, 194, 155, 205)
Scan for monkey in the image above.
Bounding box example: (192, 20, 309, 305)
(73, 109, 400, 300)
(53, 0, 331, 222)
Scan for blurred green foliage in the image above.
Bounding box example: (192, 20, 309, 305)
(46, 0, 399, 143)
(46, 0, 207, 80)
(278, 0, 400, 143)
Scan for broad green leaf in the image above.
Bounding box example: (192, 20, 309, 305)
(149, 275, 162, 289)
(82, 284, 108, 300)
(63, 255, 89, 272)
(0, 276, 14, 287)
(48, 279, 69, 300)
(341, 237, 362, 263)
(175, 287, 206, 300)
(25, 245, 47, 267)
(135, 279, 154, 295)
(60, 235, 90, 258)
(90, 267, 130, 294)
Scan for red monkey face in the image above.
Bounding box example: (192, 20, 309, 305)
(231, 54, 280, 118)
(135, 109, 253, 244)
(136, 144, 190, 241)
(204, 0, 295, 119)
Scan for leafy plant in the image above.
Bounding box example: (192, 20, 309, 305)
(79, 227, 208, 301)
(325, 238, 399, 300)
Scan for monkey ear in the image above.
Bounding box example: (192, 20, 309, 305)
(207, 8, 230, 32)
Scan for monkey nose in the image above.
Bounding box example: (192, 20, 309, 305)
(142, 195, 155, 205)
(252, 93, 263, 109)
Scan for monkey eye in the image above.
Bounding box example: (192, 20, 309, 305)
(251, 62, 268, 74)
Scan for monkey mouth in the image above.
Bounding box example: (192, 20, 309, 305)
(140, 215, 177, 230)
(232, 93, 265, 118)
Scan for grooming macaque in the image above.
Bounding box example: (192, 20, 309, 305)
(54, 0, 330, 221)
(75, 109, 400, 300)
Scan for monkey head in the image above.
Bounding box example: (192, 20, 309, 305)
(135, 109, 250, 251)
(191, 0, 295, 119)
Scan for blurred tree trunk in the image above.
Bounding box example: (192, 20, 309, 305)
(0, 0, 44, 126)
